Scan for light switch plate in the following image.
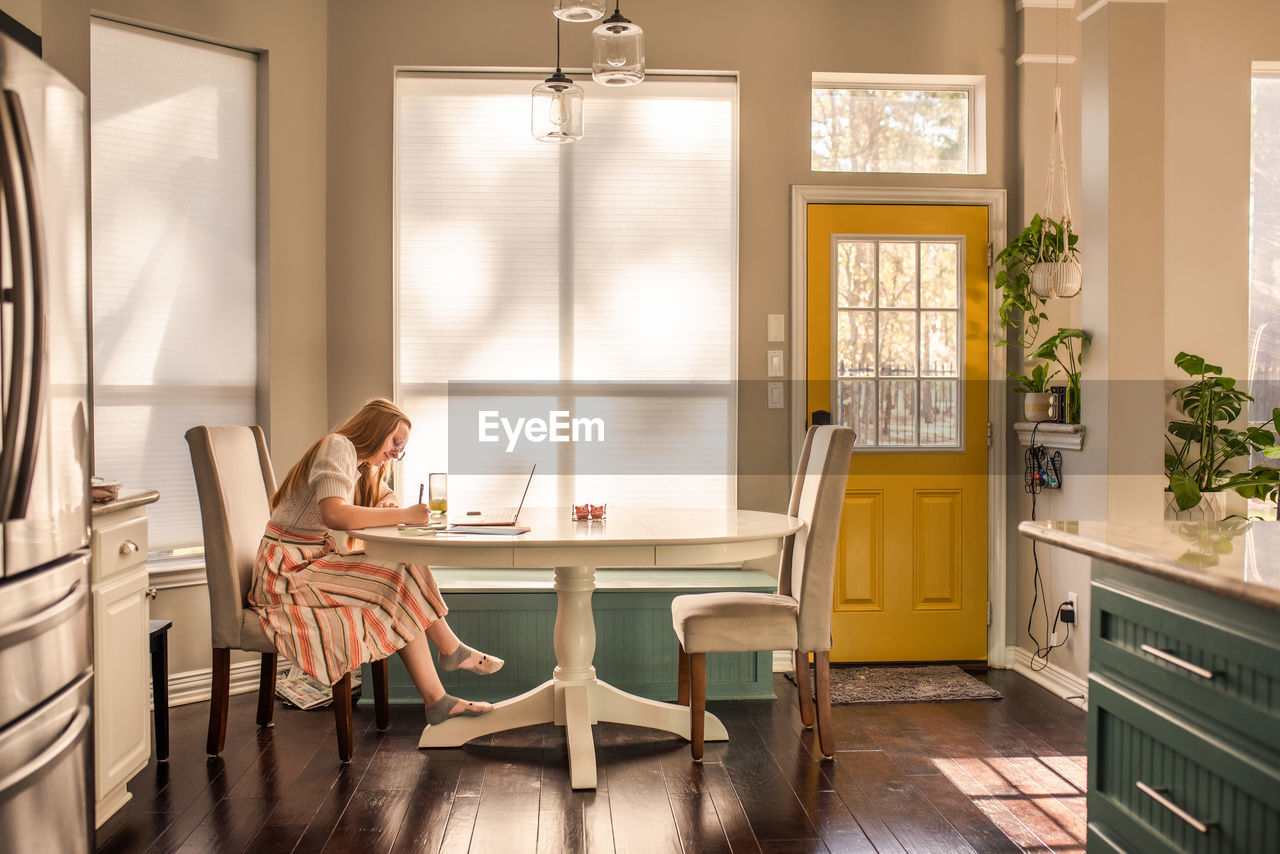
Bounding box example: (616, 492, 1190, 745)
(767, 382, 784, 409)
(767, 350, 784, 377)
(767, 314, 785, 343)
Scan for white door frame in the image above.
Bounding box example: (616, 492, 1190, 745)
(790, 185, 1009, 667)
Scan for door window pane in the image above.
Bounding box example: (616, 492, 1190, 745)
(839, 381, 876, 446)
(837, 241, 875, 307)
(920, 311, 958, 377)
(879, 380, 917, 446)
(832, 236, 962, 449)
(838, 310, 876, 377)
(920, 380, 959, 446)
(878, 311, 917, 376)
(921, 242, 959, 308)
(878, 242, 917, 307)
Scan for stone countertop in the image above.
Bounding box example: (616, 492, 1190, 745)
(1019, 519, 1280, 613)
(91, 489, 160, 517)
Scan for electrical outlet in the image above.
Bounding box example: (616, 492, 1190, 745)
(1059, 591, 1078, 625)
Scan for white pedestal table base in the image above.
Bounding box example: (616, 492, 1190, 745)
(416, 565, 727, 789)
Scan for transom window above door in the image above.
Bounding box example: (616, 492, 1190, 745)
(834, 237, 964, 449)
(811, 72, 987, 175)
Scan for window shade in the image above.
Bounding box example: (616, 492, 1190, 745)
(90, 19, 258, 552)
(395, 74, 737, 511)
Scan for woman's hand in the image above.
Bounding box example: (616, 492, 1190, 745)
(377, 489, 401, 508)
(403, 503, 431, 525)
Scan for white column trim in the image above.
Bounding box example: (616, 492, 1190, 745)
(788, 185, 1009, 667)
(1078, 0, 1167, 24)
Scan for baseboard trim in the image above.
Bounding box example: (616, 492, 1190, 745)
(1005, 645, 1089, 710)
(165, 656, 287, 708)
(773, 650, 792, 672)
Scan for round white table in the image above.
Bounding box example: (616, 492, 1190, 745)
(354, 506, 802, 789)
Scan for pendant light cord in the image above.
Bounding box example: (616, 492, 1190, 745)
(556, 19, 562, 74)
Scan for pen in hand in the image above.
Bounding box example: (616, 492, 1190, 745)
(418, 483, 424, 504)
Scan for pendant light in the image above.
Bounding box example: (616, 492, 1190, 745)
(591, 1, 644, 87)
(532, 21, 584, 143)
(553, 0, 605, 23)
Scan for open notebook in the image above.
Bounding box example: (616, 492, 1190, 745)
(446, 465, 535, 533)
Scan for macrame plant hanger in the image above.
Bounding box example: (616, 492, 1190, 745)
(1031, 0, 1082, 299)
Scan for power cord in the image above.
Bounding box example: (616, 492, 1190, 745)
(1026, 421, 1072, 671)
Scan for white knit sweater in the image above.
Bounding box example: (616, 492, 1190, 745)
(269, 433, 386, 535)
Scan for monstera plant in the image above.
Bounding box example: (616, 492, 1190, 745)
(1165, 352, 1280, 512)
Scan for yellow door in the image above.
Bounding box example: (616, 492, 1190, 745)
(807, 204, 989, 662)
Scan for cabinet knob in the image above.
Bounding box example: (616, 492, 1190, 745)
(119, 540, 139, 556)
(146, 587, 158, 600)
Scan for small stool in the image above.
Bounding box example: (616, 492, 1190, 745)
(149, 619, 172, 762)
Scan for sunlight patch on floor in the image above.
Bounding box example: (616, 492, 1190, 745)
(932, 754, 1088, 852)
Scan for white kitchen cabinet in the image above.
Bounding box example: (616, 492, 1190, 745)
(90, 491, 158, 828)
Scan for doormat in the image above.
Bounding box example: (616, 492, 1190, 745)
(785, 664, 1002, 704)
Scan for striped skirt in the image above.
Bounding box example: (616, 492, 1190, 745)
(248, 522, 449, 686)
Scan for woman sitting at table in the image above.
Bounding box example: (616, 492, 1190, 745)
(249, 398, 501, 725)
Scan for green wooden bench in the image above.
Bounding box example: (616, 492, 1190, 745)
(361, 568, 778, 704)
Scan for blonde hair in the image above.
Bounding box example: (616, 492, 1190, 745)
(271, 398, 411, 511)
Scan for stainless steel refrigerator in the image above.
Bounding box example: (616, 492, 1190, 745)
(0, 32, 93, 854)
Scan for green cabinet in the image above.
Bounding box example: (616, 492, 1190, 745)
(361, 568, 778, 704)
(1088, 561, 1280, 853)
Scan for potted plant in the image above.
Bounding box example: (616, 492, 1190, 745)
(1009, 362, 1058, 421)
(1029, 327, 1090, 424)
(995, 214, 1082, 348)
(1164, 351, 1280, 517)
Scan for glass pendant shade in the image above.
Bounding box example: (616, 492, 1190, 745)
(532, 73, 584, 143)
(554, 0, 605, 23)
(592, 11, 644, 86)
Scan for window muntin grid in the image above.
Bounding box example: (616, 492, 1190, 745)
(833, 237, 964, 450)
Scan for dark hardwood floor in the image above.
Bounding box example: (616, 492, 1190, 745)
(94, 670, 1087, 853)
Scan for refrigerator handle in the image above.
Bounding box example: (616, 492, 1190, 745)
(5, 91, 46, 520)
(0, 88, 30, 522)
(0, 705, 90, 798)
(0, 578, 85, 652)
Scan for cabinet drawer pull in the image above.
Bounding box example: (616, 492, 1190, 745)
(1136, 781, 1215, 834)
(1139, 643, 1214, 679)
(119, 539, 139, 556)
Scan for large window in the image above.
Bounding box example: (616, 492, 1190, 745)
(90, 19, 259, 553)
(811, 73, 986, 174)
(1249, 64, 1280, 516)
(395, 74, 737, 510)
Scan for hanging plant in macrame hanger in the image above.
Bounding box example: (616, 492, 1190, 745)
(1030, 82, 1082, 299)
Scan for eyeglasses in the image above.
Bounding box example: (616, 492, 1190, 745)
(391, 437, 407, 462)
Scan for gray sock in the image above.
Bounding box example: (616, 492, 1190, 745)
(424, 694, 489, 725)
(437, 643, 474, 671)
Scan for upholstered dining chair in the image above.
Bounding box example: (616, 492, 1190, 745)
(185, 425, 389, 764)
(672, 424, 855, 760)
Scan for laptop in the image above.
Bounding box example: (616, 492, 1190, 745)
(456, 464, 536, 526)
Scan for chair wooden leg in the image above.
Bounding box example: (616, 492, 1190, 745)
(373, 659, 390, 731)
(795, 649, 815, 728)
(333, 673, 354, 764)
(690, 652, 706, 761)
(207, 647, 231, 757)
(256, 653, 277, 727)
(814, 650, 835, 759)
(677, 644, 690, 706)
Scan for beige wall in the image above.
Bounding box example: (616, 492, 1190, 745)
(324, 0, 1019, 512)
(9, 0, 330, 686)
